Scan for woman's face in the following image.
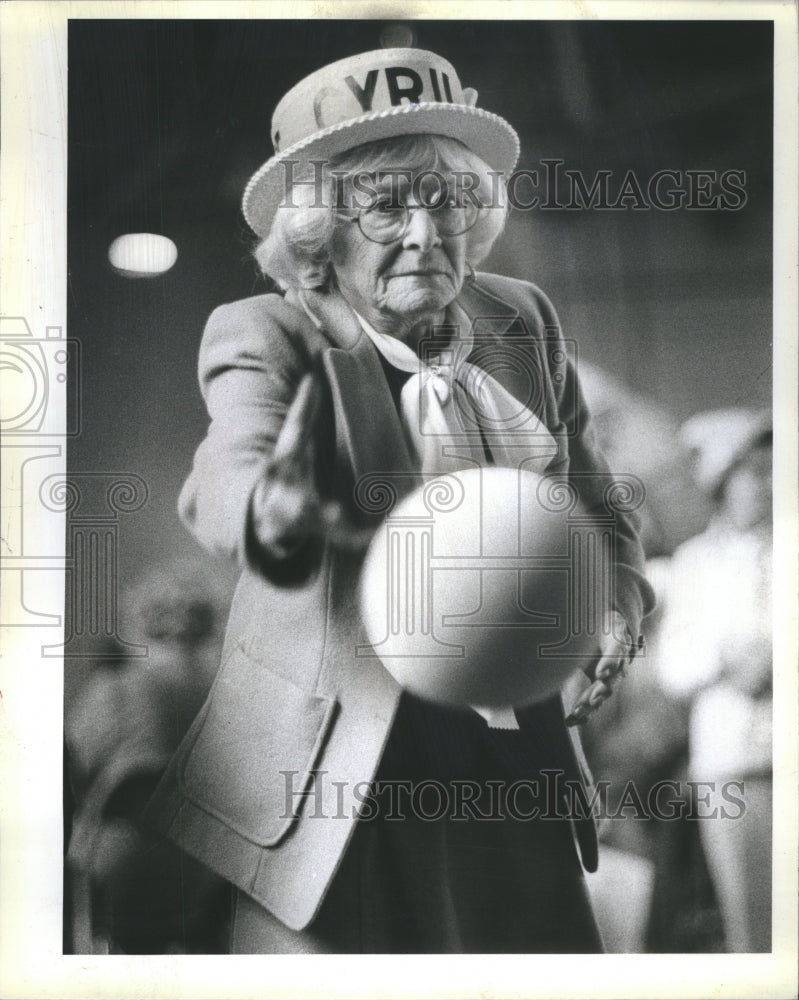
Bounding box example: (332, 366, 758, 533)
(329, 171, 469, 338)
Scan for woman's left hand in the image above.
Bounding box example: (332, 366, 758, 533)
(565, 610, 638, 726)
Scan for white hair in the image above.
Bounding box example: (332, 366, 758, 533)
(254, 134, 508, 291)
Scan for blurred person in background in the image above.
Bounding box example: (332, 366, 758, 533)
(573, 365, 701, 952)
(65, 566, 229, 953)
(655, 408, 772, 953)
(579, 567, 695, 953)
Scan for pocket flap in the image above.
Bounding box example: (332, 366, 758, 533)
(180, 645, 337, 847)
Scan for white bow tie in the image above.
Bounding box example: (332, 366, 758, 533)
(355, 305, 559, 477)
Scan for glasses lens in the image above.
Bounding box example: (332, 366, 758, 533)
(432, 199, 481, 236)
(358, 199, 408, 244)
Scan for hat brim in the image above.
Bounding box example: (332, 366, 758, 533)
(242, 102, 520, 239)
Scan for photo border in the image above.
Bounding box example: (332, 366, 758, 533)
(1, 2, 796, 997)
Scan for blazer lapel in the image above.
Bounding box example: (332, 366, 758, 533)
(323, 341, 415, 487)
(456, 278, 538, 408)
(456, 277, 556, 426)
(456, 276, 520, 344)
(290, 287, 417, 510)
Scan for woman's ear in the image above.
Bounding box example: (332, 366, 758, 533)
(297, 261, 331, 290)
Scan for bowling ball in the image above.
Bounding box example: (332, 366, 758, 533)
(359, 466, 607, 707)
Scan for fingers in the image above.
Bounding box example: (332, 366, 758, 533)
(252, 476, 321, 554)
(594, 648, 628, 682)
(565, 617, 635, 726)
(565, 679, 612, 727)
(272, 373, 321, 460)
(254, 491, 375, 558)
(320, 502, 376, 552)
(568, 653, 626, 723)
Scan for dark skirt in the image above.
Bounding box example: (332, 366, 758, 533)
(231, 693, 603, 953)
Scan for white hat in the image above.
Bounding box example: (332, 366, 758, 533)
(680, 407, 772, 496)
(242, 48, 520, 239)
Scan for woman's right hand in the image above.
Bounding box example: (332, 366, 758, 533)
(251, 372, 373, 558)
(251, 373, 325, 559)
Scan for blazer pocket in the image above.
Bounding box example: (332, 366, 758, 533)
(180, 644, 337, 848)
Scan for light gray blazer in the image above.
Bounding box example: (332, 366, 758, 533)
(145, 273, 654, 930)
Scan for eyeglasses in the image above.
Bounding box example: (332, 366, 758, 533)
(337, 195, 481, 244)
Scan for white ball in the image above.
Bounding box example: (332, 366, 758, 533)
(359, 466, 605, 708)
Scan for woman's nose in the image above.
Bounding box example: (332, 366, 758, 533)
(402, 207, 442, 251)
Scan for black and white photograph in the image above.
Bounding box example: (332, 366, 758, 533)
(1, 2, 797, 998)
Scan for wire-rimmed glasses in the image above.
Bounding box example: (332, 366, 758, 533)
(337, 193, 481, 244)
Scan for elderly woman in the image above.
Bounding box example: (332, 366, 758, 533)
(147, 47, 654, 953)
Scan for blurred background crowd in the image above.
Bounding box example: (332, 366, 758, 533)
(64, 19, 774, 954)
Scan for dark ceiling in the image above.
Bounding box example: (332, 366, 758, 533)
(69, 19, 773, 237)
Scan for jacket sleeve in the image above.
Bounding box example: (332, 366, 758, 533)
(538, 288, 655, 641)
(483, 273, 656, 641)
(177, 295, 320, 571)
